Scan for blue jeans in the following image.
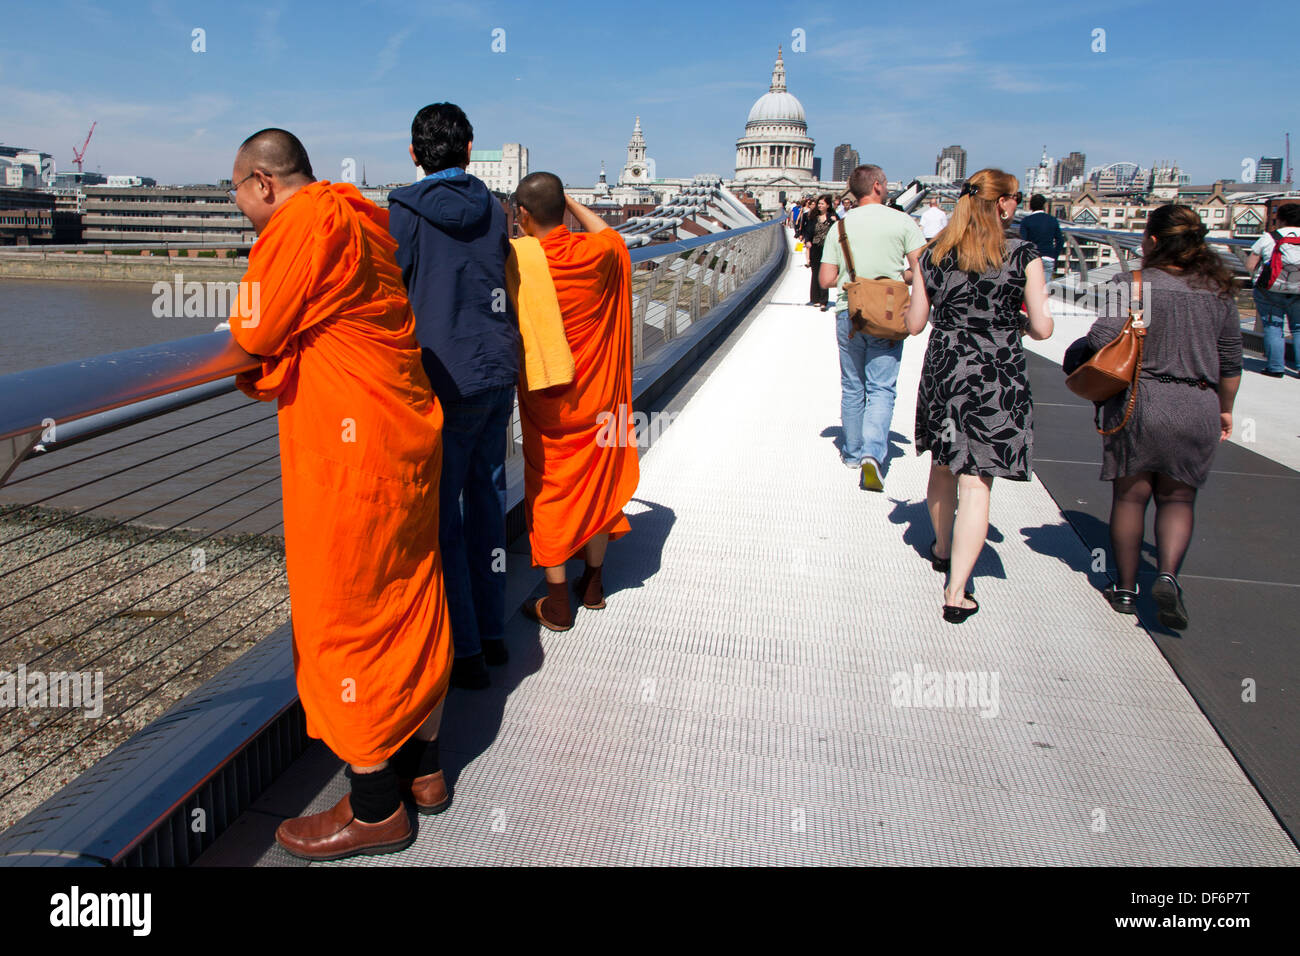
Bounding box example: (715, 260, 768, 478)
(1254, 287, 1300, 373)
(836, 308, 902, 466)
(438, 384, 515, 659)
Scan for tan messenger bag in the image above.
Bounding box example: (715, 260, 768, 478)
(836, 219, 909, 341)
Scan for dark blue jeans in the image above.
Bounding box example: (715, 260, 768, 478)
(438, 384, 515, 659)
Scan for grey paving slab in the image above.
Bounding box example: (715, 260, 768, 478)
(207, 236, 1297, 867)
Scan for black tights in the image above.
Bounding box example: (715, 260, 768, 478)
(1109, 472, 1197, 591)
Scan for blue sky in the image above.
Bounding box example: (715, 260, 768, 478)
(1, 0, 1294, 188)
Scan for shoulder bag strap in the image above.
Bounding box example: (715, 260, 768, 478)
(837, 219, 857, 282)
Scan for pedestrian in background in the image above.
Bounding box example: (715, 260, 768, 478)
(805, 195, 837, 310)
(1086, 204, 1241, 630)
(1018, 194, 1063, 282)
(1246, 203, 1300, 378)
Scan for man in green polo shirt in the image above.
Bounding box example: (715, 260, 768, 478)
(820, 164, 925, 492)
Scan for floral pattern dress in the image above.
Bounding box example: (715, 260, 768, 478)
(915, 238, 1039, 480)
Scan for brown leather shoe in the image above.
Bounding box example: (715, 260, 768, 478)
(275, 793, 413, 861)
(398, 770, 452, 815)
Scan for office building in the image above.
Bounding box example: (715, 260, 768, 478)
(833, 144, 859, 182)
(935, 145, 966, 180)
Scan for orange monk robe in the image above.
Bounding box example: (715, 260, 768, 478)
(229, 181, 451, 767)
(519, 225, 640, 568)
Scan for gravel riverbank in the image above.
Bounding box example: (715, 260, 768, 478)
(0, 503, 289, 833)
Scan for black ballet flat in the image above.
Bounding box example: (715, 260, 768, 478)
(929, 540, 950, 573)
(1150, 573, 1188, 630)
(1103, 584, 1138, 615)
(942, 594, 978, 624)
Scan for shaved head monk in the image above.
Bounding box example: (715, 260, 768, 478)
(227, 128, 453, 860)
(514, 172, 640, 630)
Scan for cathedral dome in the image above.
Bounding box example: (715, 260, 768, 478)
(733, 47, 815, 183)
(747, 90, 806, 127)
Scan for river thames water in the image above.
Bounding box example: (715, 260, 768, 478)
(0, 277, 229, 375)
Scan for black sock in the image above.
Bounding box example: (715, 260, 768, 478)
(391, 737, 440, 779)
(348, 765, 401, 823)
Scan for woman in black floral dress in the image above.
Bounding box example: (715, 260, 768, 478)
(904, 169, 1054, 623)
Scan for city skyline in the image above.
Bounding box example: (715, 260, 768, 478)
(1, 0, 1294, 190)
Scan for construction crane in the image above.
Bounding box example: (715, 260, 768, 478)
(72, 121, 97, 174)
(1286, 132, 1292, 187)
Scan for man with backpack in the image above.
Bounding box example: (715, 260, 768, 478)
(1247, 203, 1300, 378)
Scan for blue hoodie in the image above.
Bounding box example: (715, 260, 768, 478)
(388, 170, 519, 403)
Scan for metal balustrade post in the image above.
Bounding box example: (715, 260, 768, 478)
(688, 247, 710, 328)
(1064, 232, 1090, 284)
(712, 240, 735, 303)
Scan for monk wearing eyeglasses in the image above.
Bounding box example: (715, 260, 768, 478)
(226, 128, 452, 860)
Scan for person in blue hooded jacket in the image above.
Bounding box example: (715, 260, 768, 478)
(388, 103, 520, 690)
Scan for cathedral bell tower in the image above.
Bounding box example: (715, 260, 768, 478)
(619, 117, 652, 186)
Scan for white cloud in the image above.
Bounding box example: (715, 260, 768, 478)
(372, 28, 412, 81)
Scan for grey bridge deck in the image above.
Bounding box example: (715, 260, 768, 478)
(198, 241, 1298, 867)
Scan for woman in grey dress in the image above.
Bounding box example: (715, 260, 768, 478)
(1085, 204, 1242, 629)
(905, 169, 1054, 623)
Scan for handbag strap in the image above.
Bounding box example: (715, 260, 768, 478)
(837, 219, 857, 282)
(1095, 269, 1145, 437)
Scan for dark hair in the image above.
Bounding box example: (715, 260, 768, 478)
(1030, 193, 1047, 211)
(1143, 204, 1234, 296)
(1275, 204, 1300, 228)
(515, 171, 565, 226)
(817, 193, 836, 220)
(848, 164, 885, 200)
(411, 103, 473, 173)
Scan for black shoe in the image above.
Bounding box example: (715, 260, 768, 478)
(1102, 584, 1139, 614)
(1150, 573, 1189, 630)
(929, 540, 950, 573)
(1260, 370, 1285, 378)
(481, 638, 509, 666)
(450, 652, 490, 690)
(942, 594, 978, 624)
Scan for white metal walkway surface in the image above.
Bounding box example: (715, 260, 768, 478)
(206, 237, 1298, 867)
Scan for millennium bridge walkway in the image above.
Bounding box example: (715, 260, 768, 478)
(1, 222, 1297, 867)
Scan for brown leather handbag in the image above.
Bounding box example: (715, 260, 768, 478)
(1065, 270, 1146, 435)
(836, 219, 909, 341)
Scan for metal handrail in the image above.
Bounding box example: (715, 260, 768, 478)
(0, 221, 784, 448)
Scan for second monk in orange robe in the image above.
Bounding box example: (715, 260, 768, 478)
(226, 129, 451, 861)
(514, 172, 640, 630)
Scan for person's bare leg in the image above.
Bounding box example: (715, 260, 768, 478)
(583, 532, 610, 567)
(944, 475, 992, 608)
(927, 463, 957, 561)
(543, 564, 566, 585)
(413, 699, 444, 742)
